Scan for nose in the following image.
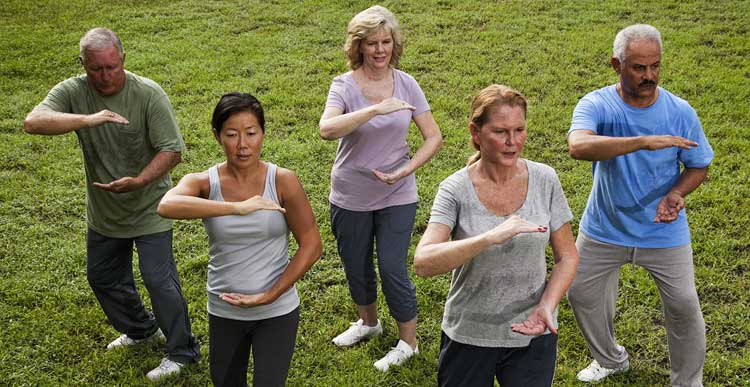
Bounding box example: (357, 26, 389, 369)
(505, 131, 517, 146)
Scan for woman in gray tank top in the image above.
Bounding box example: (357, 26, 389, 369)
(413, 85, 579, 386)
(158, 93, 322, 387)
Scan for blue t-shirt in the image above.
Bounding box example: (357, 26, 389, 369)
(569, 85, 713, 248)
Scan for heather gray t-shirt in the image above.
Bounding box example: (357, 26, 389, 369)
(203, 163, 299, 321)
(325, 69, 430, 211)
(429, 160, 573, 347)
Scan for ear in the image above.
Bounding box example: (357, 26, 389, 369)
(469, 122, 481, 142)
(611, 56, 621, 74)
(213, 130, 222, 144)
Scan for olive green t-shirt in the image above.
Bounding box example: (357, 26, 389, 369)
(36, 71, 185, 238)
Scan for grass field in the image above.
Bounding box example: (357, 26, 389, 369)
(1, 0, 748, 385)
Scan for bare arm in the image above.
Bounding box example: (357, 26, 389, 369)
(511, 223, 579, 335)
(568, 130, 698, 161)
(414, 216, 547, 278)
(93, 151, 181, 193)
(373, 110, 443, 184)
(654, 166, 709, 223)
(220, 169, 322, 307)
(318, 97, 416, 140)
(157, 172, 285, 219)
(23, 107, 129, 135)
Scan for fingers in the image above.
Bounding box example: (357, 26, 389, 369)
(372, 169, 396, 184)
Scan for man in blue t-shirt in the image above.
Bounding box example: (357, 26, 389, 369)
(567, 24, 713, 386)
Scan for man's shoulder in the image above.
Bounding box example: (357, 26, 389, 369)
(125, 71, 168, 97)
(580, 84, 617, 103)
(52, 74, 89, 92)
(658, 87, 696, 113)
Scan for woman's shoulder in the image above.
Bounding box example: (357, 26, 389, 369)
(524, 159, 561, 184)
(393, 68, 419, 85)
(438, 167, 470, 191)
(332, 71, 355, 84)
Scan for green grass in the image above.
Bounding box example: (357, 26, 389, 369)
(1, 0, 748, 385)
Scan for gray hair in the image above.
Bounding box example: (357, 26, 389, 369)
(344, 5, 404, 70)
(613, 24, 662, 62)
(79, 28, 124, 61)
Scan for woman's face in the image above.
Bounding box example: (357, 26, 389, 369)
(471, 104, 527, 167)
(359, 27, 393, 70)
(217, 111, 264, 167)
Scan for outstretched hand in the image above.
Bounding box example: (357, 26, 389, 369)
(485, 215, 547, 245)
(93, 176, 144, 193)
(234, 195, 286, 216)
(86, 110, 129, 127)
(654, 191, 684, 223)
(374, 97, 416, 115)
(372, 168, 405, 185)
(511, 304, 557, 335)
(219, 292, 271, 308)
(643, 135, 698, 151)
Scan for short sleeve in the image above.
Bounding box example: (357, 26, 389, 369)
(36, 79, 76, 113)
(547, 168, 574, 232)
(147, 91, 185, 153)
(428, 175, 460, 230)
(678, 107, 714, 169)
(325, 76, 347, 111)
(569, 94, 600, 135)
(407, 77, 430, 118)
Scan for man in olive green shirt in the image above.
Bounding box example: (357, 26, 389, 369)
(24, 28, 199, 381)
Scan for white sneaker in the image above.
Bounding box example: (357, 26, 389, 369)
(374, 339, 418, 372)
(146, 357, 184, 381)
(332, 319, 382, 347)
(106, 328, 165, 350)
(577, 359, 629, 383)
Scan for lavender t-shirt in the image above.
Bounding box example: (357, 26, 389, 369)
(325, 69, 430, 211)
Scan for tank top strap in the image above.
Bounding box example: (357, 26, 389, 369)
(207, 164, 224, 202)
(265, 163, 280, 205)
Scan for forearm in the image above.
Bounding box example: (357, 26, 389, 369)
(319, 106, 378, 140)
(670, 167, 708, 197)
(136, 151, 181, 186)
(398, 133, 443, 178)
(415, 231, 509, 277)
(23, 109, 89, 135)
(263, 237, 322, 301)
(157, 194, 239, 219)
(538, 254, 578, 311)
(568, 132, 645, 161)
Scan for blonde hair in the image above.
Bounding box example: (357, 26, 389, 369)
(344, 5, 404, 70)
(467, 84, 528, 165)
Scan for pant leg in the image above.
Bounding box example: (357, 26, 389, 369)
(135, 230, 200, 364)
(209, 313, 253, 387)
(567, 232, 630, 368)
(250, 307, 300, 387)
(496, 334, 558, 387)
(437, 332, 497, 387)
(636, 245, 705, 387)
(373, 203, 418, 323)
(330, 204, 377, 306)
(86, 228, 156, 339)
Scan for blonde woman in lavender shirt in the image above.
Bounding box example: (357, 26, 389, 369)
(319, 5, 442, 372)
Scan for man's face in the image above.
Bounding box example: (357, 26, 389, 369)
(613, 39, 661, 104)
(81, 45, 126, 96)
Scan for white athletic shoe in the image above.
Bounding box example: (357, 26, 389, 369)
(332, 319, 382, 347)
(577, 359, 629, 383)
(106, 328, 165, 350)
(374, 339, 418, 372)
(146, 357, 184, 381)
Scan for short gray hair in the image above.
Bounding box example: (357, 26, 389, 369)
(79, 28, 124, 61)
(613, 24, 662, 62)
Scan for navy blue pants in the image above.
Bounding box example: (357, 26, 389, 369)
(330, 202, 418, 322)
(86, 228, 200, 364)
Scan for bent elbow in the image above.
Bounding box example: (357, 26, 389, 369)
(413, 255, 431, 278)
(23, 116, 40, 134)
(568, 144, 586, 160)
(156, 199, 173, 219)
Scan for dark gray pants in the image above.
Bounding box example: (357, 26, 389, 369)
(86, 228, 200, 364)
(330, 203, 418, 322)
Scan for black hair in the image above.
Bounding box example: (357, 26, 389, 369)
(211, 92, 265, 134)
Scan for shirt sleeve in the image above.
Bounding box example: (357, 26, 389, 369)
(547, 167, 574, 232)
(147, 89, 185, 153)
(569, 94, 600, 135)
(428, 174, 460, 230)
(678, 107, 714, 169)
(325, 76, 347, 112)
(36, 79, 76, 113)
(404, 72, 430, 118)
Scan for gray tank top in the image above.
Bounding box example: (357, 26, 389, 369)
(203, 162, 299, 320)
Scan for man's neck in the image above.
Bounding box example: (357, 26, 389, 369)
(616, 83, 659, 108)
